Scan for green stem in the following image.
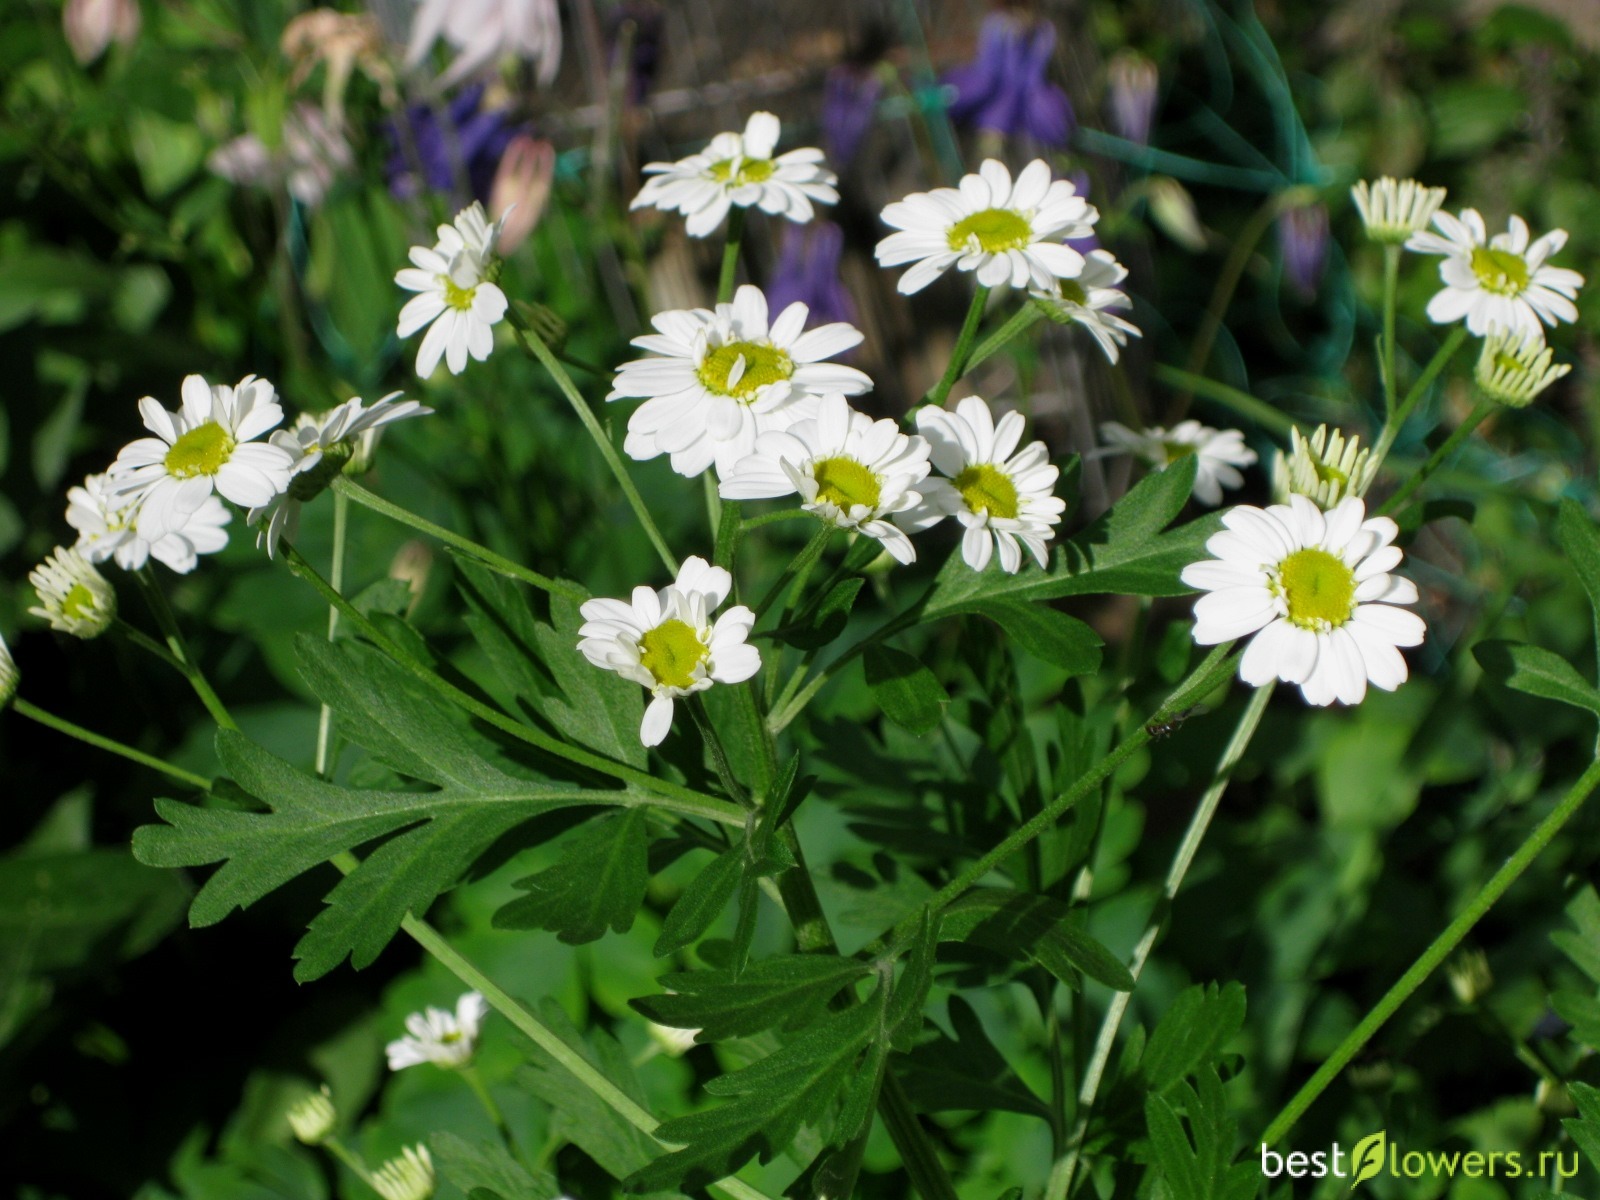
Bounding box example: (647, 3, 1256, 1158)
(332, 478, 583, 602)
(1377, 396, 1494, 517)
(11, 698, 210, 790)
(926, 286, 991, 408)
(880, 1071, 960, 1200)
(114, 618, 188, 674)
(323, 1135, 378, 1189)
(966, 304, 1045, 375)
(461, 1062, 511, 1139)
(1050, 683, 1271, 1200)
(1260, 753, 1600, 1147)
(1381, 244, 1401, 418)
(136, 568, 238, 731)
(280, 544, 744, 827)
(717, 205, 746, 304)
(766, 596, 929, 735)
(1369, 327, 1470, 470)
(316, 489, 349, 778)
(740, 508, 815, 532)
(690, 695, 750, 807)
(753, 524, 833, 622)
(1151, 364, 1298, 436)
(513, 324, 678, 575)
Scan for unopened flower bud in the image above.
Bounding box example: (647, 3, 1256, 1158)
(1106, 51, 1159, 146)
(489, 135, 556, 255)
(1351, 176, 1447, 244)
(372, 1145, 434, 1200)
(1272, 425, 1377, 506)
(1446, 948, 1493, 1005)
(29, 547, 116, 639)
(1475, 326, 1571, 408)
(0, 631, 18, 710)
(286, 1084, 337, 1145)
(1146, 176, 1206, 252)
(63, 0, 140, 65)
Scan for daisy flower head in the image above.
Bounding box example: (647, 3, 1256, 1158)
(1181, 495, 1425, 707)
(903, 396, 1065, 573)
(0, 630, 17, 709)
(875, 159, 1097, 295)
(1270, 425, 1377, 508)
(387, 992, 488, 1071)
(1407, 209, 1584, 337)
(578, 557, 760, 747)
(1474, 325, 1572, 408)
(286, 1085, 336, 1146)
(29, 546, 116, 639)
(249, 393, 432, 556)
(1350, 177, 1446, 244)
(609, 284, 872, 478)
(1100, 420, 1256, 507)
(720, 394, 933, 564)
(396, 202, 510, 378)
(371, 1145, 434, 1200)
(1030, 248, 1141, 362)
(109, 374, 295, 540)
(630, 111, 838, 238)
(67, 473, 231, 575)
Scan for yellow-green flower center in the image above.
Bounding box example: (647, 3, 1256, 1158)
(639, 618, 708, 690)
(1312, 457, 1348, 487)
(61, 583, 98, 621)
(947, 207, 1034, 253)
(697, 340, 794, 401)
(442, 276, 478, 311)
(953, 463, 1020, 520)
(1275, 547, 1357, 631)
(709, 157, 775, 186)
(164, 421, 236, 478)
(811, 457, 882, 511)
(1470, 246, 1531, 295)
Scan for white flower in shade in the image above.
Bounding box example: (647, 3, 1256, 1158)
(1030, 248, 1142, 362)
(1350, 177, 1447, 244)
(875, 159, 1097, 295)
(1407, 210, 1584, 337)
(29, 546, 116, 639)
(630, 112, 839, 238)
(609, 285, 872, 478)
(720, 395, 932, 564)
(109, 375, 296, 540)
(286, 1085, 336, 1146)
(67, 473, 232, 575)
(1270, 426, 1377, 508)
(406, 0, 561, 89)
(1181, 495, 1425, 707)
(1100, 420, 1255, 507)
(902, 396, 1064, 573)
(577, 557, 760, 748)
(646, 1021, 701, 1057)
(1474, 325, 1572, 408)
(372, 1145, 435, 1200)
(396, 203, 510, 378)
(386, 992, 488, 1071)
(0, 631, 17, 708)
(249, 393, 432, 556)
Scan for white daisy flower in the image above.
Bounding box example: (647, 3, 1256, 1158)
(1269, 426, 1377, 508)
(608, 284, 872, 478)
(28, 546, 116, 639)
(248, 393, 432, 556)
(1474, 325, 1572, 408)
(1350, 177, 1447, 244)
(0, 631, 17, 708)
(1100, 420, 1256, 507)
(720, 394, 932, 564)
(1406, 209, 1584, 337)
(875, 159, 1098, 295)
(286, 1085, 336, 1146)
(1030, 248, 1142, 362)
(406, 0, 561, 90)
(396, 202, 510, 378)
(1181, 494, 1425, 707)
(372, 1145, 434, 1200)
(108, 374, 295, 541)
(630, 111, 838, 238)
(386, 992, 488, 1071)
(901, 396, 1065, 573)
(577, 556, 761, 748)
(67, 473, 231, 575)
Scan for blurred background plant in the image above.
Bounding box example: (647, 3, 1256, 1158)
(4, 0, 1600, 1197)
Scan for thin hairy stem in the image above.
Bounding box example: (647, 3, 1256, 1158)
(965, 303, 1045, 375)
(1370, 326, 1470, 469)
(717, 205, 746, 304)
(136, 567, 238, 731)
(1381, 244, 1401, 418)
(1378, 395, 1495, 516)
(927, 286, 990, 408)
(11, 698, 211, 790)
(753, 524, 833, 622)
(315, 489, 349, 778)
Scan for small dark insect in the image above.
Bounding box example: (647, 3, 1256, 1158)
(1145, 706, 1199, 739)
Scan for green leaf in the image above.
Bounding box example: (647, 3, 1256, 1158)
(774, 577, 864, 650)
(1553, 888, 1600, 985)
(1563, 1082, 1600, 1171)
(887, 909, 938, 1050)
(1139, 982, 1247, 1094)
(1474, 640, 1600, 717)
(1143, 1069, 1258, 1200)
(1558, 498, 1600, 661)
(625, 992, 884, 1193)
(957, 600, 1103, 674)
(863, 645, 949, 734)
(897, 996, 1050, 1119)
(940, 889, 1134, 991)
(631, 954, 871, 1041)
(493, 809, 651, 944)
(429, 1133, 563, 1200)
(654, 845, 742, 957)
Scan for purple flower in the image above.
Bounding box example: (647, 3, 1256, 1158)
(822, 64, 881, 169)
(943, 12, 1073, 147)
(1278, 202, 1330, 299)
(767, 221, 857, 330)
(1106, 51, 1159, 147)
(607, 1, 664, 106)
(385, 85, 518, 203)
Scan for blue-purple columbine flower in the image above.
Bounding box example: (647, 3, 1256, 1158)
(607, 1, 664, 106)
(822, 63, 881, 169)
(1278, 202, 1330, 299)
(385, 84, 518, 203)
(943, 11, 1073, 147)
(767, 220, 857, 330)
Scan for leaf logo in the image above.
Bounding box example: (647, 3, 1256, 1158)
(1349, 1130, 1387, 1190)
